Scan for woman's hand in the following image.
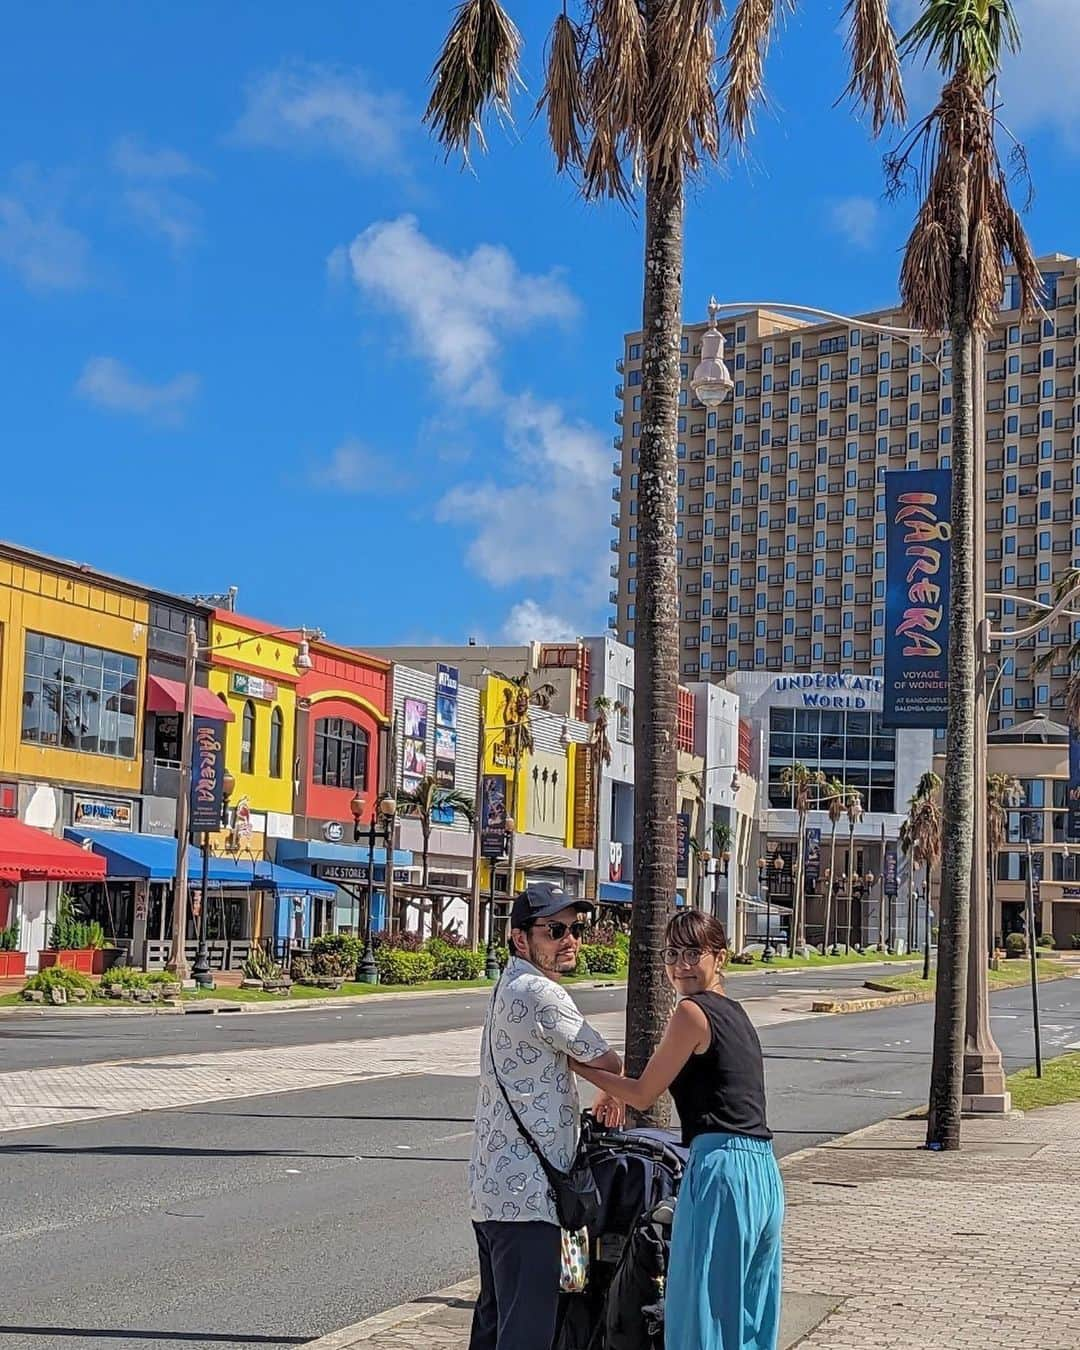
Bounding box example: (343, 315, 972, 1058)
(591, 1091, 626, 1129)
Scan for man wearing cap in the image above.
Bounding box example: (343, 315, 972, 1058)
(468, 882, 623, 1350)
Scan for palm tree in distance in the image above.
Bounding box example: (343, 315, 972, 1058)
(396, 775, 476, 932)
(986, 771, 1020, 959)
(887, 0, 1039, 1150)
(899, 815, 915, 953)
(779, 764, 826, 959)
(588, 696, 626, 901)
(823, 778, 846, 954)
(426, 0, 906, 1115)
(842, 790, 864, 953)
(908, 770, 944, 981)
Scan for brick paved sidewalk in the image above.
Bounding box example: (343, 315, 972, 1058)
(309, 1102, 1080, 1349)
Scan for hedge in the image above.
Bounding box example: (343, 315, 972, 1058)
(580, 944, 622, 975)
(375, 948, 438, 985)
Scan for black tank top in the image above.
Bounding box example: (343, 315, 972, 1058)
(669, 990, 772, 1146)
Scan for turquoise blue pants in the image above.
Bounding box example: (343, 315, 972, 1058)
(665, 1132, 784, 1350)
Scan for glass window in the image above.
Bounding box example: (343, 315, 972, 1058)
(269, 706, 284, 778)
(241, 700, 256, 774)
(312, 717, 369, 791)
(20, 632, 138, 758)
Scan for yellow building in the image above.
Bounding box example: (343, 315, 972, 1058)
(206, 610, 300, 859)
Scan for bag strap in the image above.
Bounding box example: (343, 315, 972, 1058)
(486, 974, 563, 1187)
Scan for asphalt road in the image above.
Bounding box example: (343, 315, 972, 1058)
(1, 975, 1077, 1350)
(0, 963, 916, 1073)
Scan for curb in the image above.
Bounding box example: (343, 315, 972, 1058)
(302, 1280, 479, 1347)
(811, 989, 930, 1014)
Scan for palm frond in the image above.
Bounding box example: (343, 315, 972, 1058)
(644, 0, 721, 182)
(722, 0, 794, 145)
(841, 0, 906, 135)
(899, 0, 1021, 84)
(539, 11, 587, 173)
(581, 0, 646, 202)
(424, 0, 523, 164)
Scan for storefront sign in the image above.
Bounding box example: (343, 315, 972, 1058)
(318, 862, 409, 884)
(73, 796, 133, 831)
(403, 697, 429, 792)
(883, 841, 898, 897)
(434, 667, 459, 804)
(323, 821, 344, 843)
(883, 469, 952, 728)
(573, 751, 596, 851)
(771, 673, 883, 710)
(677, 813, 691, 880)
(189, 718, 226, 833)
(609, 841, 623, 882)
(1069, 730, 1080, 841)
(0, 782, 17, 818)
(480, 773, 509, 858)
(803, 827, 821, 883)
(230, 672, 278, 701)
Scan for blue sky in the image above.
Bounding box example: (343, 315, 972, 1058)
(3, 0, 1077, 647)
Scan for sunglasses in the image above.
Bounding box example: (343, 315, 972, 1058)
(532, 920, 588, 941)
(662, 946, 710, 966)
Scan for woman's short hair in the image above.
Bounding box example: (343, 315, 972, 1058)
(665, 908, 728, 953)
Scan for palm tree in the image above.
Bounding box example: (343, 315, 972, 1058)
(908, 770, 944, 981)
(492, 669, 556, 910)
(888, 0, 1039, 1150)
(397, 775, 476, 932)
(842, 790, 864, 953)
(426, 0, 905, 1112)
(985, 770, 1020, 959)
(899, 815, 915, 953)
(823, 778, 846, 954)
(779, 764, 826, 958)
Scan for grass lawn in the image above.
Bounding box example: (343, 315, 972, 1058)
(1008, 1051, 1080, 1111)
(182, 977, 499, 1003)
(871, 959, 1072, 995)
(726, 949, 919, 974)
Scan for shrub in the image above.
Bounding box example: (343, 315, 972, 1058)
(289, 953, 314, 983)
(311, 933, 364, 975)
(427, 939, 485, 980)
(580, 944, 621, 975)
(1037, 933, 1055, 949)
(731, 950, 755, 965)
(22, 965, 95, 996)
(242, 947, 285, 982)
(1005, 932, 1027, 955)
(372, 928, 424, 953)
(585, 919, 617, 947)
(613, 930, 630, 964)
(433, 925, 467, 948)
(106, 967, 172, 990)
(0, 922, 19, 952)
(375, 948, 437, 985)
(49, 896, 107, 950)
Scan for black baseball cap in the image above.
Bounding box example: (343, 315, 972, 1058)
(510, 882, 594, 931)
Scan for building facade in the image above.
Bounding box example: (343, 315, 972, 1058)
(611, 254, 1080, 729)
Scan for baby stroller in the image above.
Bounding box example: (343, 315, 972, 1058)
(556, 1120, 690, 1350)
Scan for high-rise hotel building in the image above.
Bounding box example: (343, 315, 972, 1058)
(610, 254, 1080, 730)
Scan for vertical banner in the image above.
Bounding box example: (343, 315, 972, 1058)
(676, 813, 691, 880)
(883, 469, 953, 728)
(573, 750, 596, 850)
(883, 841, 899, 896)
(434, 665, 459, 796)
(803, 827, 822, 884)
(480, 774, 508, 858)
(402, 697, 429, 791)
(189, 718, 225, 833)
(1069, 730, 1080, 841)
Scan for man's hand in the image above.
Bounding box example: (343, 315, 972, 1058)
(591, 1091, 626, 1129)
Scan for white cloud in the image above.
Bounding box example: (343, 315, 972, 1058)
(891, 0, 1080, 151)
(110, 136, 204, 250)
(75, 357, 200, 426)
(340, 216, 606, 636)
(344, 216, 579, 405)
(232, 64, 411, 173)
(0, 167, 91, 291)
(829, 196, 880, 249)
(309, 439, 406, 492)
(502, 599, 577, 644)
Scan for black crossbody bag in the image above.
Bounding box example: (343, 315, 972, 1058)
(486, 981, 601, 1232)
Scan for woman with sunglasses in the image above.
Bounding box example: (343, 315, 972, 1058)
(573, 909, 782, 1350)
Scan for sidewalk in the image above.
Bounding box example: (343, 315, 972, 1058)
(309, 1102, 1080, 1349)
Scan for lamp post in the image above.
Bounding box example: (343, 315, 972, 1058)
(191, 770, 234, 989)
(484, 817, 515, 981)
(351, 792, 397, 985)
(757, 851, 784, 961)
(167, 622, 320, 984)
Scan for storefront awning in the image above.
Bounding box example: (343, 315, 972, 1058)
(274, 839, 413, 868)
(64, 829, 334, 894)
(597, 881, 687, 907)
(145, 674, 235, 723)
(0, 818, 107, 882)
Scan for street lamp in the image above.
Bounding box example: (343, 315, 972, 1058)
(350, 791, 398, 984)
(757, 852, 785, 961)
(168, 621, 324, 984)
(191, 769, 235, 989)
(484, 816, 516, 980)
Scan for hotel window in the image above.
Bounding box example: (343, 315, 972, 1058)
(21, 633, 139, 759)
(313, 717, 368, 790)
(269, 706, 284, 778)
(241, 700, 256, 774)
(766, 706, 897, 812)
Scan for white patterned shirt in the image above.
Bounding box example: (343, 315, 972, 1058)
(468, 955, 611, 1225)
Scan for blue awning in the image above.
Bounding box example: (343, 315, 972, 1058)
(274, 839, 413, 868)
(598, 882, 686, 907)
(65, 829, 335, 895)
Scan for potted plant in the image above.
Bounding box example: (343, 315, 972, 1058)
(0, 921, 26, 979)
(1004, 932, 1027, 960)
(38, 895, 116, 976)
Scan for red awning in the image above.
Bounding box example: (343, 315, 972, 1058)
(145, 674, 235, 723)
(0, 819, 107, 882)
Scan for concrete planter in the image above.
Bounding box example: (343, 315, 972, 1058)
(0, 950, 27, 979)
(39, 948, 110, 975)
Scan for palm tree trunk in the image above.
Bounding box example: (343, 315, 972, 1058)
(845, 830, 856, 953)
(923, 865, 933, 982)
(825, 823, 839, 952)
(927, 174, 975, 1152)
(626, 149, 683, 1126)
(987, 864, 996, 961)
(790, 813, 805, 959)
